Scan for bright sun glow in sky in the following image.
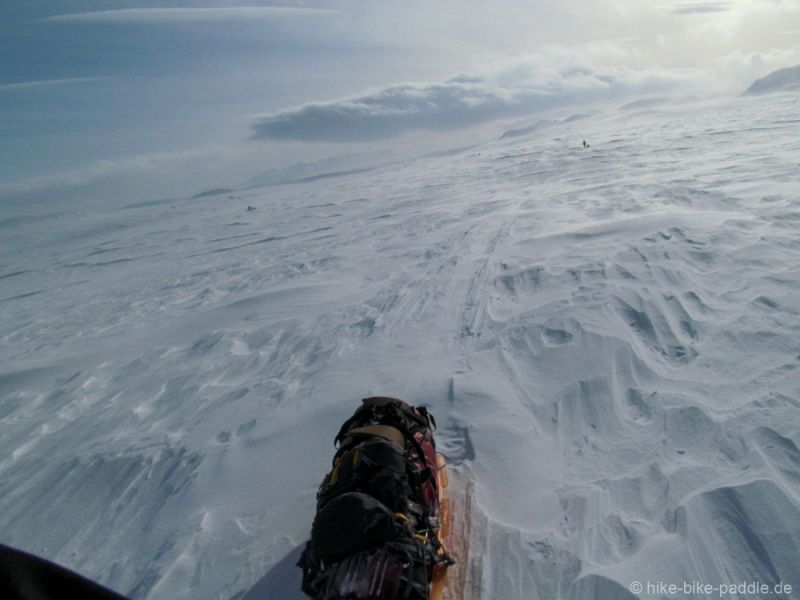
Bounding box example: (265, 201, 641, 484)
(1, 0, 798, 207)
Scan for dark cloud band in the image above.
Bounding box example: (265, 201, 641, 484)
(672, 3, 730, 15)
(44, 7, 334, 24)
(250, 66, 688, 142)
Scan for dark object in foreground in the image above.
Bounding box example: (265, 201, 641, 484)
(298, 397, 452, 599)
(0, 543, 128, 600)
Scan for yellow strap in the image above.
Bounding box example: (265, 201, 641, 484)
(330, 464, 340, 484)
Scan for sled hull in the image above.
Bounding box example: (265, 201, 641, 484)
(430, 456, 485, 600)
(430, 454, 450, 600)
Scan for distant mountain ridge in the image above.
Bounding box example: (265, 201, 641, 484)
(745, 64, 800, 95)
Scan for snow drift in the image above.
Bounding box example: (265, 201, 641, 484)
(1, 91, 799, 599)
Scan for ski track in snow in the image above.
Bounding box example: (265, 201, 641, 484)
(2, 93, 800, 599)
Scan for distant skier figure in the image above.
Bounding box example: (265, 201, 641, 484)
(582, 140, 590, 149)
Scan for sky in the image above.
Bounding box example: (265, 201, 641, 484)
(1, 0, 799, 210)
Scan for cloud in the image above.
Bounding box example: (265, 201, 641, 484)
(713, 46, 800, 89)
(672, 2, 731, 15)
(0, 77, 105, 92)
(250, 53, 701, 142)
(0, 146, 232, 197)
(43, 7, 334, 25)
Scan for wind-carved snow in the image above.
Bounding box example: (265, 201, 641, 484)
(1, 92, 799, 599)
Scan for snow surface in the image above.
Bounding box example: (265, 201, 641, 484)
(2, 91, 800, 600)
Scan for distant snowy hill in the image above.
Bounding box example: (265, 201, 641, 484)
(618, 97, 667, 111)
(498, 112, 597, 141)
(2, 92, 800, 600)
(744, 64, 800, 94)
(499, 119, 554, 140)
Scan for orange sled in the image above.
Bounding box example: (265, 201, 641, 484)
(430, 453, 452, 600)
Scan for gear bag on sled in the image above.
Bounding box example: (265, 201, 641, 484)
(298, 397, 453, 599)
